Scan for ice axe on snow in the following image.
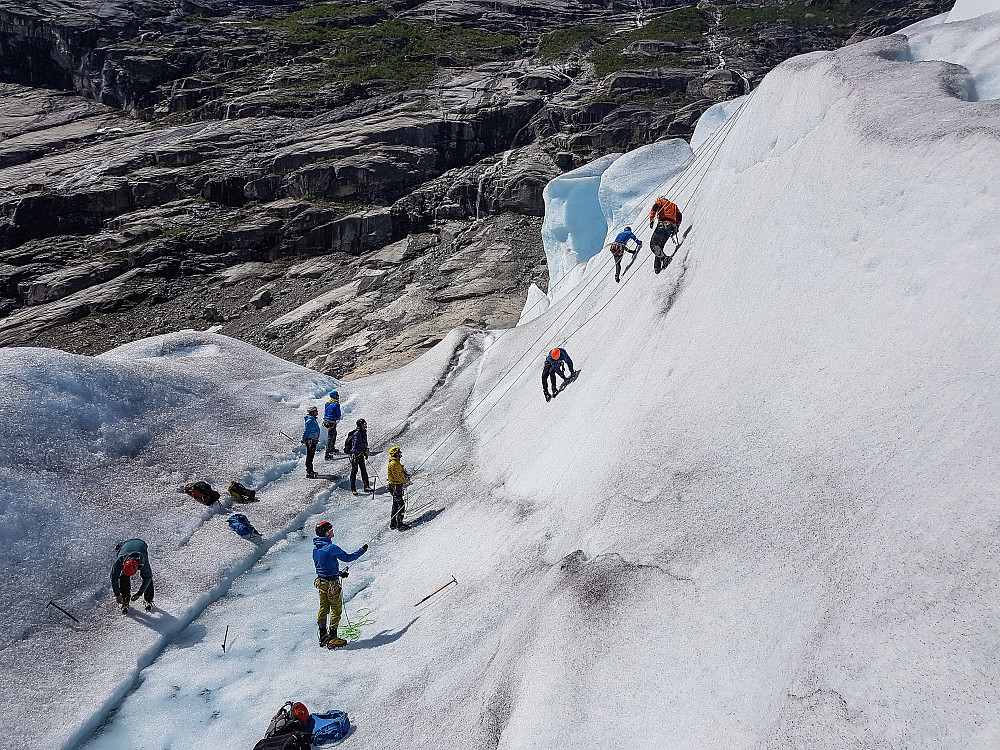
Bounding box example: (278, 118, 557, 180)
(415, 576, 457, 607)
(279, 431, 298, 443)
(46, 600, 80, 624)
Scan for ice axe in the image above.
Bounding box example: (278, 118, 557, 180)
(46, 600, 80, 624)
(279, 431, 298, 443)
(415, 576, 457, 607)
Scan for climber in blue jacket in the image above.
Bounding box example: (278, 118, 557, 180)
(313, 520, 368, 648)
(608, 226, 642, 283)
(302, 406, 321, 478)
(543, 347, 575, 402)
(323, 391, 342, 460)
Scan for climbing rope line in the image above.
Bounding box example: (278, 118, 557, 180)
(390, 94, 759, 523)
(375, 89, 752, 471)
(370, 91, 760, 535)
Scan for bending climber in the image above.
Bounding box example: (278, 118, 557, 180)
(387, 446, 412, 531)
(347, 418, 371, 496)
(323, 390, 341, 460)
(111, 539, 154, 615)
(608, 226, 642, 283)
(302, 406, 321, 478)
(648, 196, 683, 273)
(542, 347, 575, 402)
(312, 520, 367, 649)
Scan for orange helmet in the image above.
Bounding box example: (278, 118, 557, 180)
(122, 559, 139, 577)
(550, 348, 561, 359)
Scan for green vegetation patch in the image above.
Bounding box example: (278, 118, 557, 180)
(589, 6, 710, 76)
(251, 7, 519, 86)
(591, 49, 696, 77)
(329, 20, 519, 84)
(537, 24, 610, 58)
(622, 7, 711, 43)
(722, 1, 876, 29)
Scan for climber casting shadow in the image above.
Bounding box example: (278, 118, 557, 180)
(407, 508, 445, 528)
(348, 617, 418, 650)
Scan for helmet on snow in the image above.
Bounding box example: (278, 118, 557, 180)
(550, 348, 561, 360)
(315, 520, 332, 536)
(329, 391, 339, 399)
(292, 703, 310, 727)
(122, 558, 139, 577)
(389, 446, 401, 457)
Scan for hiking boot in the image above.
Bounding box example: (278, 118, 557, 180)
(121, 604, 129, 615)
(143, 600, 153, 612)
(363, 486, 373, 493)
(318, 626, 329, 647)
(615, 274, 620, 283)
(327, 637, 348, 649)
(307, 471, 319, 479)
(544, 393, 551, 402)
(324, 453, 333, 461)
(396, 523, 411, 531)
(352, 490, 359, 496)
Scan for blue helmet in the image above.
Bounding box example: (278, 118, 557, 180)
(329, 391, 339, 399)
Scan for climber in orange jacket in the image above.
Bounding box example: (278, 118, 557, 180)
(648, 196, 683, 274)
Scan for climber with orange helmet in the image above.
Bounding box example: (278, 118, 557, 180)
(111, 538, 154, 615)
(542, 347, 575, 402)
(648, 196, 683, 274)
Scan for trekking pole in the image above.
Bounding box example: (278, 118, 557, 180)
(46, 600, 80, 624)
(415, 576, 457, 607)
(222, 624, 229, 653)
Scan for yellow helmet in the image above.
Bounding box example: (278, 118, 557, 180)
(389, 446, 401, 457)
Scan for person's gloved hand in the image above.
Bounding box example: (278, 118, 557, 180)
(638, 241, 643, 249)
(116, 594, 124, 604)
(362, 544, 369, 552)
(340, 570, 349, 579)
(131, 593, 142, 602)
(649, 220, 654, 229)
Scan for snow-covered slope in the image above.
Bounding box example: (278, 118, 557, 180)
(5, 6, 1000, 750)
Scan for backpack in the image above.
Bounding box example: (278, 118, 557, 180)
(227, 513, 259, 539)
(265, 701, 310, 739)
(184, 481, 219, 505)
(309, 710, 351, 744)
(252, 732, 311, 750)
(343, 429, 356, 454)
(228, 481, 257, 502)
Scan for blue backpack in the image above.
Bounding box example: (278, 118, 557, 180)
(227, 513, 259, 539)
(308, 711, 350, 744)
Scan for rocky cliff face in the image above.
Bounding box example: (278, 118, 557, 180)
(0, 0, 947, 378)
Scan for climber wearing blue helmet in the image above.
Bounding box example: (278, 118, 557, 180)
(323, 390, 342, 460)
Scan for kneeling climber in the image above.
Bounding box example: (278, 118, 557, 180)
(608, 226, 642, 283)
(111, 538, 154, 615)
(648, 196, 682, 273)
(542, 347, 575, 402)
(313, 520, 368, 649)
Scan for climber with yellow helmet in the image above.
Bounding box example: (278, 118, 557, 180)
(387, 446, 412, 531)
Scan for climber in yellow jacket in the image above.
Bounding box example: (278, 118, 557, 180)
(387, 446, 412, 531)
